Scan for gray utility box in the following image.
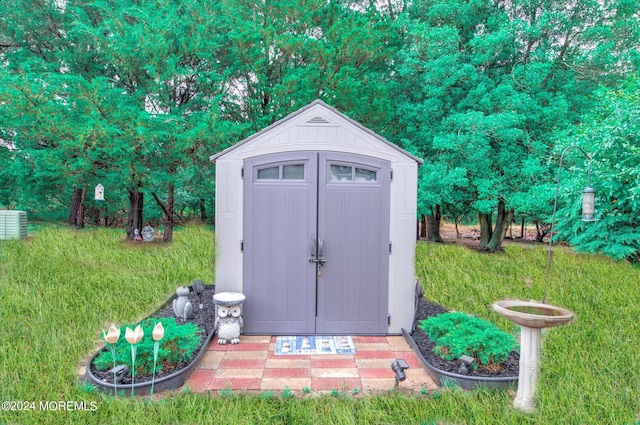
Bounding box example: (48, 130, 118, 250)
(0, 210, 27, 240)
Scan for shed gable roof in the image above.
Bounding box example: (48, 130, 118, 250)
(210, 99, 422, 164)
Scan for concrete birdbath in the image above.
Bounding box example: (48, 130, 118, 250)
(492, 300, 575, 413)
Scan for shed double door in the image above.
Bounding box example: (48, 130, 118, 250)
(243, 151, 390, 335)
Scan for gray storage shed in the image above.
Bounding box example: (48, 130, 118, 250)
(211, 100, 422, 335)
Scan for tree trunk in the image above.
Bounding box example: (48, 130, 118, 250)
(426, 205, 443, 242)
(151, 186, 175, 242)
(126, 188, 144, 240)
(163, 185, 174, 242)
(200, 198, 207, 221)
(535, 222, 549, 243)
(77, 188, 86, 228)
(420, 214, 427, 238)
(478, 212, 493, 249)
(68, 187, 81, 226)
(486, 200, 514, 252)
(68, 187, 86, 228)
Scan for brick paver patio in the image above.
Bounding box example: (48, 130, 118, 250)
(186, 335, 437, 394)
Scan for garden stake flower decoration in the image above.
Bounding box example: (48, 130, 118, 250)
(102, 324, 121, 396)
(125, 325, 144, 396)
(150, 322, 165, 397)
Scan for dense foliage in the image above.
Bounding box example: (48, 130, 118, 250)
(1, 0, 638, 259)
(394, 0, 640, 251)
(554, 78, 640, 262)
(419, 312, 518, 367)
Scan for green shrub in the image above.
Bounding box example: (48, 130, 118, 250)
(94, 317, 202, 377)
(419, 312, 518, 367)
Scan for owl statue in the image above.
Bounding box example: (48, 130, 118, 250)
(214, 304, 243, 344)
(212, 292, 246, 345)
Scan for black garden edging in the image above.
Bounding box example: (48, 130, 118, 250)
(402, 328, 518, 390)
(84, 285, 216, 395)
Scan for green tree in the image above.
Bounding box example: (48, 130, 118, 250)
(0, 0, 228, 238)
(66, 0, 231, 240)
(394, 0, 639, 251)
(209, 0, 399, 132)
(555, 77, 640, 262)
(1, 0, 401, 233)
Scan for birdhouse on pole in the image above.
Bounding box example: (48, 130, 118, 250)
(94, 184, 105, 201)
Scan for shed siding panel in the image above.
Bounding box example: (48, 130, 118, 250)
(214, 161, 243, 294)
(387, 164, 418, 333)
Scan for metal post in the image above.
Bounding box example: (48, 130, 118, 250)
(544, 145, 593, 302)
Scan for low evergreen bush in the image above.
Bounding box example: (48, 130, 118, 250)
(419, 312, 518, 367)
(94, 317, 202, 377)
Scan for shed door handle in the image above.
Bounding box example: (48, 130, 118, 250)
(309, 258, 326, 265)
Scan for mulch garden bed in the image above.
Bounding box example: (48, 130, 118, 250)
(411, 297, 519, 378)
(89, 286, 217, 385)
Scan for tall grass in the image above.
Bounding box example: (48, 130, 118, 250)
(0, 224, 215, 424)
(0, 226, 638, 424)
(417, 241, 640, 424)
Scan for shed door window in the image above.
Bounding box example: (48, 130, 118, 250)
(257, 166, 279, 180)
(283, 164, 304, 179)
(257, 164, 305, 180)
(329, 164, 377, 182)
(355, 167, 377, 181)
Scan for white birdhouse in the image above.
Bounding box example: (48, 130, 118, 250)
(94, 184, 104, 201)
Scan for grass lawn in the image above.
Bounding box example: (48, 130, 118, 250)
(0, 224, 638, 424)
